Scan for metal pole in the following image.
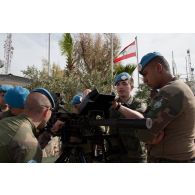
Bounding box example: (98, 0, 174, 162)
(172, 51, 175, 76)
(111, 33, 114, 92)
(48, 33, 51, 76)
(135, 36, 139, 87)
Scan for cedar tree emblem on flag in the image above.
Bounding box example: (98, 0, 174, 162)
(114, 40, 136, 63)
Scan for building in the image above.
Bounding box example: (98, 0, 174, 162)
(0, 74, 32, 87)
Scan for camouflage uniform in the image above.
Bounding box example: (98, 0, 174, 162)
(136, 78, 195, 162)
(0, 110, 14, 120)
(109, 96, 147, 162)
(0, 114, 42, 163)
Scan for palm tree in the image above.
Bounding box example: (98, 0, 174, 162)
(113, 63, 136, 77)
(59, 33, 75, 73)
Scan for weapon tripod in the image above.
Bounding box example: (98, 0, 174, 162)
(54, 134, 121, 163)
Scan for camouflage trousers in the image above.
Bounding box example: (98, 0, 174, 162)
(148, 156, 195, 163)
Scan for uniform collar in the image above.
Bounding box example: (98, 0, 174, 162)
(19, 114, 37, 136)
(118, 95, 134, 105)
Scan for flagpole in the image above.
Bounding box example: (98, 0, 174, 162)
(135, 36, 139, 87)
(172, 51, 176, 76)
(48, 33, 51, 76)
(111, 33, 114, 92)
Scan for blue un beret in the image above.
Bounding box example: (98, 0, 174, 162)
(71, 95, 82, 105)
(0, 85, 13, 93)
(114, 72, 131, 86)
(4, 86, 30, 109)
(31, 88, 55, 109)
(138, 52, 163, 74)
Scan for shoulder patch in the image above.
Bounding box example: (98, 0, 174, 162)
(153, 99, 163, 109)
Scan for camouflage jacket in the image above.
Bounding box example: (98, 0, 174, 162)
(109, 96, 147, 162)
(0, 114, 42, 163)
(0, 110, 14, 120)
(136, 78, 195, 160)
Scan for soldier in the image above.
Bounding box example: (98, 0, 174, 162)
(83, 89, 92, 98)
(115, 52, 195, 162)
(0, 87, 55, 163)
(0, 84, 13, 112)
(0, 86, 30, 119)
(71, 94, 83, 114)
(109, 72, 147, 162)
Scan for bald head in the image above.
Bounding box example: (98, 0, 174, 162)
(25, 92, 52, 114)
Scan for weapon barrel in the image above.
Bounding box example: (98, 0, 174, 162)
(89, 118, 152, 129)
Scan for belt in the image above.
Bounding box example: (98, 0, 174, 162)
(148, 157, 195, 163)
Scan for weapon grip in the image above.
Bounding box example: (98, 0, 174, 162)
(146, 118, 152, 129)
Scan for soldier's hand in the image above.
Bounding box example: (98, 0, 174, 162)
(51, 120, 64, 134)
(111, 100, 121, 110)
(148, 130, 164, 144)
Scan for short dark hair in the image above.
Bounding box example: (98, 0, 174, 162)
(151, 56, 171, 72)
(129, 77, 134, 88)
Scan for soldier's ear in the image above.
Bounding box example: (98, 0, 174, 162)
(42, 107, 50, 117)
(157, 63, 163, 73)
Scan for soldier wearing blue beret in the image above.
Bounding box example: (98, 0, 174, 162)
(0, 86, 30, 119)
(0, 84, 13, 112)
(117, 52, 195, 162)
(109, 72, 147, 162)
(70, 94, 83, 114)
(0, 87, 55, 162)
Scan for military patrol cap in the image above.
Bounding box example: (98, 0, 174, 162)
(31, 88, 55, 109)
(71, 95, 82, 105)
(114, 72, 131, 86)
(139, 52, 163, 74)
(4, 86, 30, 109)
(0, 85, 13, 93)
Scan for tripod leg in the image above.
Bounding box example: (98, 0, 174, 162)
(78, 150, 87, 163)
(70, 147, 88, 163)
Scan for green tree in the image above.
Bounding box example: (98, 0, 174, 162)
(58, 33, 121, 93)
(22, 65, 40, 80)
(21, 63, 83, 111)
(113, 64, 137, 77)
(22, 33, 122, 110)
(73, 33, 121, 93)
(134, 83, 151, 104)
(59, 33, 75, 74)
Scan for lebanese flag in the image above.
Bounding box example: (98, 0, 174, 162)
(114, 40, 136, 63)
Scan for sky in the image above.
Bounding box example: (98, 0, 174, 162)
(0, 33, 195, 87)
(0, 33, 64, 75)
